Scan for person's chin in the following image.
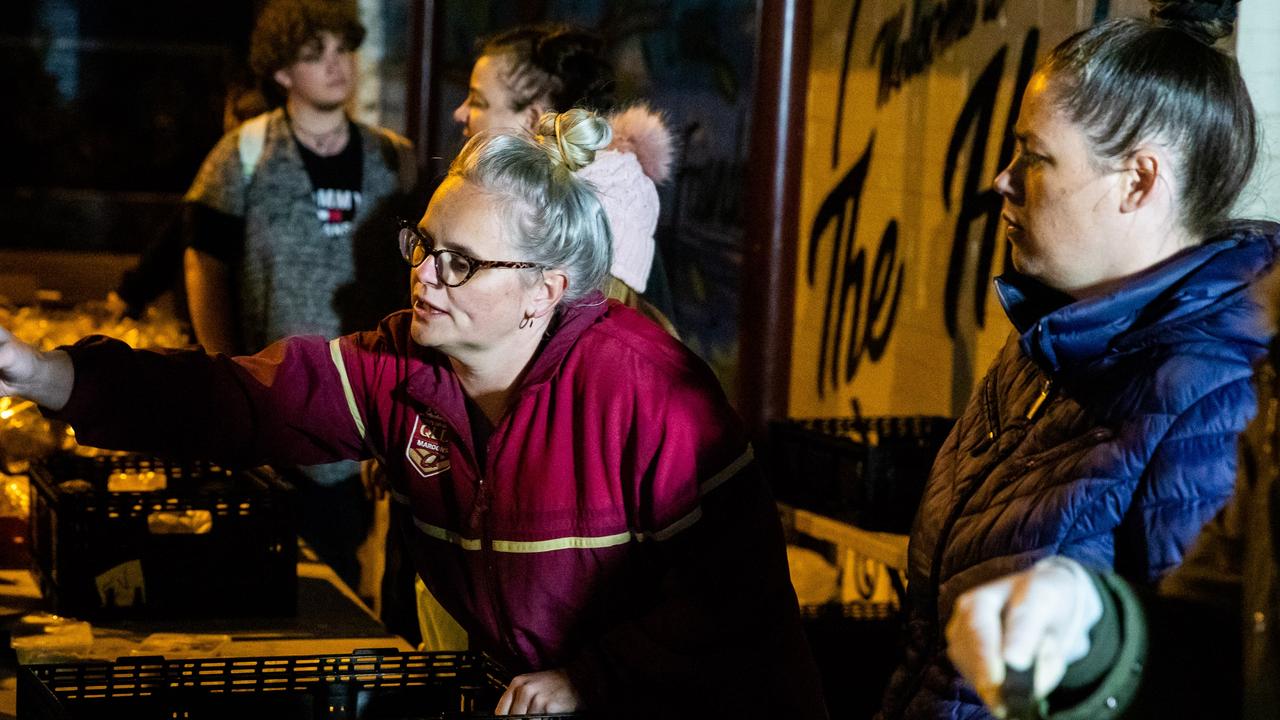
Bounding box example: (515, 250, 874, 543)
(313, 96, 349, 113)
(1008, 247, 1025, 272)
(409, 317, 448, 348)
(1008, 243, 1038, 275)
(1007, 252, 1060, 290)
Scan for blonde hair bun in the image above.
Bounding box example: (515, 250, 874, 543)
(536, 109, 612, 172)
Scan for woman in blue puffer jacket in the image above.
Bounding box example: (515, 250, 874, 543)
(877, 2, 1278, 718)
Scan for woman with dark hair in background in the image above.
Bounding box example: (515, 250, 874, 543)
(877, 1, 1277, 718)
(454, 23, 679, 334)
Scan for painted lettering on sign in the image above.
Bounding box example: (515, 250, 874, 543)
(871, 0, 1009, 107)
(795, 0, 1113, 415)
(805, 0, 1039, 400)
(808, 135, 904, 399)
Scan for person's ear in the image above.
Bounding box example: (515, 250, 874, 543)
(1119, 146, 1161, 214)
(528, 269, 568, 319)
(523, 101, 549, 133)
(273, 68, 294, 93)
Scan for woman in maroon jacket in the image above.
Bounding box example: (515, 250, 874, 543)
(0, 109, 825, 719)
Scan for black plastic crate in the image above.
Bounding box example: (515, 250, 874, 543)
(17, 650, 586, 719)
(768, 415, 955, 534)
(28, 453, 297, 618)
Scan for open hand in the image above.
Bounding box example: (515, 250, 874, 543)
(0, 324, 74, 410)
(0, 325, 38, 398)
(495, 668, 581, 715)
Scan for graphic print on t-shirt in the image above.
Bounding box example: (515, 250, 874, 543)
(293, 121, 364, 239)
(313, 187, 362, 238)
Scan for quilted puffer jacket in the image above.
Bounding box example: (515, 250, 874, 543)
(878, 222, 1280, 720)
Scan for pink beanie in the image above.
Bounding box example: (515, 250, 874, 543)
(576, 106, 674, 294)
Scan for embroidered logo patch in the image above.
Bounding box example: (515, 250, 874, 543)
(406, 413, 451, 478)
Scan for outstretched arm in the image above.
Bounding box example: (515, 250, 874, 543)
(40, 332, 370, 467)
(0, 325, 73, 411)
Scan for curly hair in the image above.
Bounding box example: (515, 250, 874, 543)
(249, 0, 365, 103)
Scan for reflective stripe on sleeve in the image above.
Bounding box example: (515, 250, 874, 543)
(698, 445, 753, 496)
(328, 338, 367, 441)
(638, 445, 755, 542)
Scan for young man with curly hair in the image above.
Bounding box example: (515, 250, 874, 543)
(182, 0, 416, 592)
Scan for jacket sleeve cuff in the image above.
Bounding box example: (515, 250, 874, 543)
(1058, 569, 1121, 691)
(44, 336, 125, 426)
(1048, 571, 1148, 720)
(563, 648, 608, 711)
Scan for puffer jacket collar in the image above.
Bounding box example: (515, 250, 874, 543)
(996, 222, 1280, 377)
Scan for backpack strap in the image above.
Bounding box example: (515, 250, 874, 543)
(375, 127, 418, 192)
(237, 113, 271, 183)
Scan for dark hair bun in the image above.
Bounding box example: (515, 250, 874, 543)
(533, 28, 616, 112)
(1150, 0, 1239, 45)
(481, 24, 618, 113)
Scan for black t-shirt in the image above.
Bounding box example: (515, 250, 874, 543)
(295, 124, 363, 239)
(185, 121, 366, 265)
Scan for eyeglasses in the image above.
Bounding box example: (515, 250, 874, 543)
(397, 219, 542, 288)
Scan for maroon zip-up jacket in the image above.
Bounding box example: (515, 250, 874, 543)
(54, 296, 826, 719)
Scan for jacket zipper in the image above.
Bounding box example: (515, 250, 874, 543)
(941, 377, 1054, 601)
(433, 407, 522, 663)
(901, 372, 1055, 715)
(983, 373, 1002, 446)
(969, 372, 1021, 455)
(939, 374, 1039, 618)
(1025, 378, 1054, 422)
(477, 432, 521, 661)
